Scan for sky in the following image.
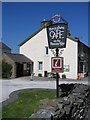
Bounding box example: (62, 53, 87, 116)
(2, 2, 89, 53)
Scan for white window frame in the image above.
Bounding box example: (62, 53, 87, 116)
(38, 61, 43, 70)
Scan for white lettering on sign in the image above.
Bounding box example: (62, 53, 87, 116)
(49, 26, 65, 31)
(49, 30, 64, 39)
(50, 40, 65, 46)
(55, 59, 59, 67)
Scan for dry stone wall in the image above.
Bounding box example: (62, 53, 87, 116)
(30, 84, 90, 120)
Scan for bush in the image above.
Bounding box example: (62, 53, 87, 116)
(38, 73, 42, 77)
(2, 60, 12, 78)
(62, 74, 66, 79)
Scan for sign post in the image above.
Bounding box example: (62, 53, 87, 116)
(56, 48, 60, 98)
(47, 14, 68, 98)
(51, 50, 63, 98)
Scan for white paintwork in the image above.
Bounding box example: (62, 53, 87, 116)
(20, 28, 78, 79)
(59, 38, 78, 79)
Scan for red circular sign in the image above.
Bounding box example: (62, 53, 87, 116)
(52, 14, 60, 23)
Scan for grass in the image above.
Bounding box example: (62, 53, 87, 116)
(2, 89, 56, 118)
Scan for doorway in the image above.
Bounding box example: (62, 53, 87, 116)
(16, 63, 23, 77)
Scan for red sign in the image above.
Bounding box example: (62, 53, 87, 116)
(52, 14, 61, 24)
(51, 57, 63, 73)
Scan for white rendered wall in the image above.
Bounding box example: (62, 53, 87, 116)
(59, 38, 78, 79)
(20, 28, 78, 79)
(20, 28, 50, 76)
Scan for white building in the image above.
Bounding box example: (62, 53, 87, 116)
(19, 20, 90, 79)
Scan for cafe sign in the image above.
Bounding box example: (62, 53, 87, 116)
(47, 23, 67, 49)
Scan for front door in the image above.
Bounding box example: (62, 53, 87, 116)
(16, 63, 23, 77)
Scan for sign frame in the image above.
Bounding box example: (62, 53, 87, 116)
(51, 57, 63, 73)
(47, 23, 67, 49)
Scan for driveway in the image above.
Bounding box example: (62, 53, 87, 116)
(0, 76, 89, 103)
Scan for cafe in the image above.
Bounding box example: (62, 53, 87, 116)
(19, 20, 90, 79)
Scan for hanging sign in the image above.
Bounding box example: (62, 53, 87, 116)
(47, 23, 67, 49)
(51, 57, 63, 73)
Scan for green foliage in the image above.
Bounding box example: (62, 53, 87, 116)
(2, 89, 56, 118)
(38, 73, 42, 77)
(2, 60, 12, 78)
(62, 74, 66, 79)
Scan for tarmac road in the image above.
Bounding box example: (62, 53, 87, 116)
(0, 76, 89, 103)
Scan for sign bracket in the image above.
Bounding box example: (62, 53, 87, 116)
(51, 48, 64, 57)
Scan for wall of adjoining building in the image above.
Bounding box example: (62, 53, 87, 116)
(78, 42, 90, 77)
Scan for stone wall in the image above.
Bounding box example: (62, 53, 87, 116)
(30, 84, 90, 120)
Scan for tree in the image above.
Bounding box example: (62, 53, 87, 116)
(2, 60, 12, 78)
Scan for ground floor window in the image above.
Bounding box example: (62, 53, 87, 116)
(79, 62, 83, 73)
(79, 61, 88, 73)
(38, 61, 43, 70)
(23, 63, 27, 70)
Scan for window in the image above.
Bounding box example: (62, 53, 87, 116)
(79, 62, 83, 73)
(38, 62, 43, 70)
(64, 65, 70, 72)
(45, 47, 48, 55)
(24, 64, 27, 70)
(27, 63, 30, 70)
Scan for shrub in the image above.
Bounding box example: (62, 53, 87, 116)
(38, 73, 42, 77)
(62, 74, 66, 79)
(2, 60, 12, 78)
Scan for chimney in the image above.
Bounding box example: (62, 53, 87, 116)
(40, 20, 52, 27)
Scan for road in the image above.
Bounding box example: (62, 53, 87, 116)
(0, 76, 89, 103)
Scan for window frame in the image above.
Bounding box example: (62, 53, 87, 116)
(45, 46, 49, 55)
(38, 61, 43, 70)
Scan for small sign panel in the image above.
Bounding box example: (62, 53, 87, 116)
(47, 23, 67, 49)
(51, 57, 63, 73)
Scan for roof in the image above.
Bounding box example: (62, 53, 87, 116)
(67, 35, 79, 42)
(19, 26, 79, 46)
(4, 53, 33, 63)
(0, 42, 11, 50)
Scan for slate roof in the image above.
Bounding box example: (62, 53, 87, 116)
(0, 42, 11, 50)
(5, 53, 33, 63)
(19, 26, 79, 46)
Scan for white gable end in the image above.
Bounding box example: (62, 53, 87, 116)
(20, 28, 78, 79)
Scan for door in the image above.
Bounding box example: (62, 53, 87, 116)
(16, 63, 23, 77)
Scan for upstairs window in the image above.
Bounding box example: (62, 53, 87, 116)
(45, 47, 48, 55)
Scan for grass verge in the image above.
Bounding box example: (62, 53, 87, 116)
(2, 89, 56, 118)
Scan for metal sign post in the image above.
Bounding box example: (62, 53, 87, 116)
(56, 48, 59, 98)
(47, 14, 68, 98)
(51, 55, 63, 97)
